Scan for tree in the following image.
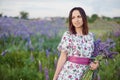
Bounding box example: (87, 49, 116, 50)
(87, 14, 99, 23)
(91, 14, 99, 22)
(20, 11, 29, 19)
(102, 16, 111, 21)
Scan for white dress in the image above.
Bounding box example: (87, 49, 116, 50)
(57, 31, 94, 80)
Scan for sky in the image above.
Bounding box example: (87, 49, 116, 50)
(0, 0, 120, 18)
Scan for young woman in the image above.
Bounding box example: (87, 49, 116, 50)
(53, 7, 99, 80)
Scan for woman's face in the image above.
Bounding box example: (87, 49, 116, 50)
(71, 10, 83, 28)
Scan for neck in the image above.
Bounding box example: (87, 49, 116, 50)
(75, 27, 83, 35)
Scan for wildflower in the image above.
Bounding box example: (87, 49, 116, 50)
(46, 48, 50, 57)
(44, 67, 49, 80)
(26, 37, 34, 51)
(113, 29, 120, 37)
(81, 38, 118, 80)
(1, 50, 8, 56)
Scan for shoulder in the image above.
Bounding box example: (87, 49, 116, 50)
(88, 32, 96, 41)
(88, 32, 95, 37)
(61, 31, 72, 40)
(63, 31, 71, 37)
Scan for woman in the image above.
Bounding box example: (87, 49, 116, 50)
(53, 7, 99, 80)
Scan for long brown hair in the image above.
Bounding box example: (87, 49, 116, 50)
(68, 7, 88, 35)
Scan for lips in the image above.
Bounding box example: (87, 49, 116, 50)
(74, 22, 81, 26)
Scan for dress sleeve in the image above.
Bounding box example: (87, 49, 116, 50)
(57, 31, 70, 53)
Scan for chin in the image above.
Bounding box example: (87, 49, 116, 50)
(75, 26, 82, 28)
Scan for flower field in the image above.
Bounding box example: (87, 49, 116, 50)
(0, 17, 120, 80)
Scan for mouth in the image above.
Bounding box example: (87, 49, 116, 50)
(75, 22, 80, 25)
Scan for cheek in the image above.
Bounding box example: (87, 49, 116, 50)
(79, 19, 83, 23)
(72, 19, 75, 24)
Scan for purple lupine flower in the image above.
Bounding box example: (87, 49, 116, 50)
(88, 38, 119, 80)
(26, 37, 34, 51)
(99, 42, 109, 52)
(46, 49, 50, 57)
(44, 67, 49, 80)
(103, 39, 118, 58)
(1, 50, 8, 56)
(113, 29, 120, 37)
(107, 52, 118, 59)
(54, 57, 58, 69)
(92, 39, 101, 57)
(106, 38, 113, 43)
(92, 38, 118, 59)
(106, 38, 115, 49)
(38, 60, 42, 72)
(0, 32, 9, 39)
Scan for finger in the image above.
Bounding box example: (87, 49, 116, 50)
(93, 61, 99, 64)
(90, 65, 98, 70)
(89, 62, 94, 66)
(90, 67, 95, 70)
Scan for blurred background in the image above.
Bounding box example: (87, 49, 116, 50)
(0, 0, 120, 80)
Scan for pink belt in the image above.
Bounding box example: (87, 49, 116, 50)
(67, 56, 90, 65)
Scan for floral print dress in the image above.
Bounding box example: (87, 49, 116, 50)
(57, 31, 94, 80)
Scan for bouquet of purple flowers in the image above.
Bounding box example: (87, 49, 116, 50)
(81, 38, 118, 80)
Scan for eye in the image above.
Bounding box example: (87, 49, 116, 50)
(72, 16, 75, 19)
(78, 15, 82, 18)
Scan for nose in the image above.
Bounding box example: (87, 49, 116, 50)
(75, 17, 79, 22)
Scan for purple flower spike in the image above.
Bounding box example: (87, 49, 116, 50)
(46, 49, 50, 57)
(88, 38, 118, 80)
(26, 38, 34, 51)
(106, 38, 114, 43)
(92, 39, 101, 57)
(113, 29, 120, 37)
(44, 67, 49, 80)
(92, 38, 118, 60)
(108, 52, 118, 59)
(1, 50, 8, 56)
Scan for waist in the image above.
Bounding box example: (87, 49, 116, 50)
(67, 56, 90, 65)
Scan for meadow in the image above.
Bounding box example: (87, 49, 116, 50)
(0, 17, 120, 80)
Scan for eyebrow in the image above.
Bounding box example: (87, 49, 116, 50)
(72, 14, 81, 17)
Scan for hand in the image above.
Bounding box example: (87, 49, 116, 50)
(89, 61, 99, 70)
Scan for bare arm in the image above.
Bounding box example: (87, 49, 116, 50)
(53, 51, 67, 80)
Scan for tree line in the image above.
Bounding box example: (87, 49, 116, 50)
(0, 11, 120, 24)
